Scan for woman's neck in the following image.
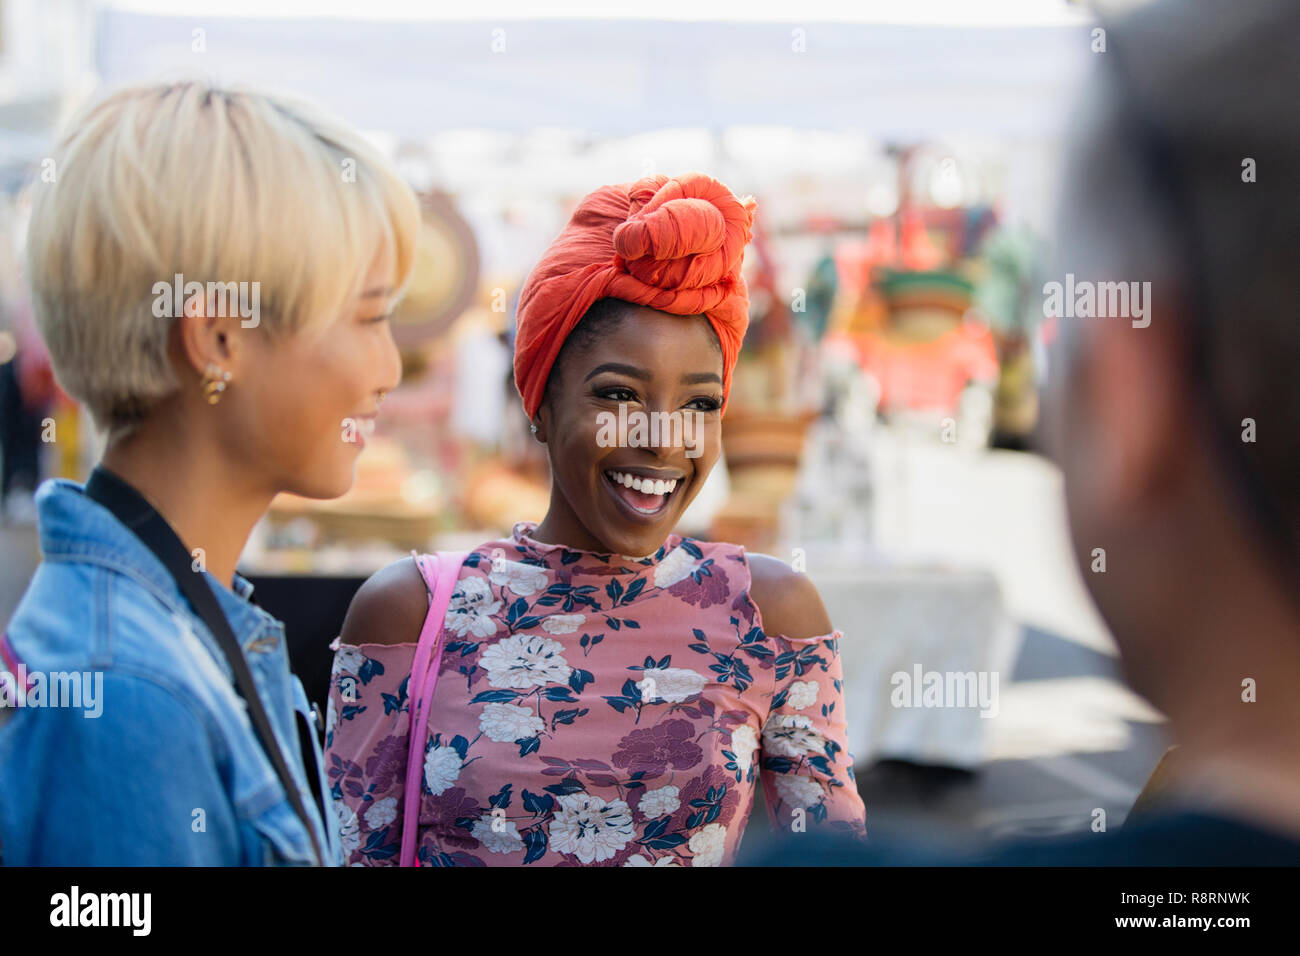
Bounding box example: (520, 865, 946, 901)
(99, 422, 273, 591)
(531, 489, 609, 553)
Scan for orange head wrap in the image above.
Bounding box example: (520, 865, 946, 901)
(514, 171, 757, 420)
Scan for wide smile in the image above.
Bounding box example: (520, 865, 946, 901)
(602, 469, 684, 523)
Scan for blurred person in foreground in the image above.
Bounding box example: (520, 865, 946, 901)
(741, 0, 1300, 866)
(0, 80, 418, 864)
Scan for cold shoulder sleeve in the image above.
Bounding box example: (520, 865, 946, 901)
(759, 628, 869, 842)
(323, 640, 418, 865)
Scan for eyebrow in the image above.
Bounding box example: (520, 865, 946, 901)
(584, 362, 722, 386)
(361, 286, 393, 298)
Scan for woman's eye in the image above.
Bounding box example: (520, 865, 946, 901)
(362, 312, 393, 325)
(597, 387, 636, 402)
(687, 396, 723, 412)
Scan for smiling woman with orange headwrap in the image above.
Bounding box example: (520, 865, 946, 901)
(326, 172, 868, 867)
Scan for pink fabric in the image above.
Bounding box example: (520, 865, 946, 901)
(325, 523, 867, 867)
(401, 551, 470, 867)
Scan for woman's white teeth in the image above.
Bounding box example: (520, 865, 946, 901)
(606, 470, 677, 494)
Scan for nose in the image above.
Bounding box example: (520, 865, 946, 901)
(379, 320, 403, 395)
(641, 400, 688, 460)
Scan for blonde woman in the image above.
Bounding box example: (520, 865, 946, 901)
(0, 81, 418, 865)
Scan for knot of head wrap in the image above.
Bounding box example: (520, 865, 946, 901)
(514, 171, 757, 420)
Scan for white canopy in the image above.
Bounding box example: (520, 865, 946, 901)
(94, 3, 1095, 139)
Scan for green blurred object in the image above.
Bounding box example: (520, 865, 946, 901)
(973, 226, 1047, 336)
(796, 251, 838, 343)
(972, 226, 1048, 443)
(876, 268, 975, 315)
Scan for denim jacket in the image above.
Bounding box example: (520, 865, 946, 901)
(0, 478, 342, 866)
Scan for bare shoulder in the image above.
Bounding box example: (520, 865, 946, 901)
(338, 556, 430, 647)
(744, 552, 834, 641)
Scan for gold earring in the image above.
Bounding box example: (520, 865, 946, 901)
(202, 363, 232, 405)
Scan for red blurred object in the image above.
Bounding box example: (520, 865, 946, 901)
(834, 218, 897, 299)
(832, 321, 998, 413)
(899, 208, 946, 271)
(13, 306, 63, 412)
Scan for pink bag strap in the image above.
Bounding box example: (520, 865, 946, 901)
(400, 549, 470, 867)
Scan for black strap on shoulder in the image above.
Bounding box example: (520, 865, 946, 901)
(84, 465, 325, 866)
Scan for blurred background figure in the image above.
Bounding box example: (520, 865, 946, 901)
(0, 196, 56, 527)
(0, 306, 47, 526)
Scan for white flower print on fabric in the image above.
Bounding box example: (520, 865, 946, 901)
(639, 666, 707, 703)
(325, 696, 338, 737)
(548, 792, 635, 863)
(444, 576, 502, 638)
(489, 559, 548, 597)
(338, 804, 361, 857)
(729, 724, 759, 775)
(364, 795, 398, 830)
(786, 679, 820, 711)
(687, 822, 727, 867)
(540, 613, 585, 635)
(774, 772, 826, 810)
(332, 644, 365, 678)
(762, 712, 827, 759)
(479, 632, 572, 689)
(423, 744, 462, 796)
(653, 546, 698, 589)
(472, 815, 526, 854)
(479, 702, 545, 743)
(637, 785, 681, 819)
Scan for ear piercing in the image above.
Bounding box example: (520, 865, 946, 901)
(530, 422, 539, 435)
(201, 363, 232, 405)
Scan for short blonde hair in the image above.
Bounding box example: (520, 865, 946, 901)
(25, 80, 420, 432)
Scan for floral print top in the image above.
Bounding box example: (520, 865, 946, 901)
(324, 521, 867, 866)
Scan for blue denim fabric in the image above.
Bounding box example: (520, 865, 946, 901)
(0, 478, 342, 866)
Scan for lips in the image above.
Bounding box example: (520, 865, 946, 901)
(350, 414, 378, 449)
(603, 468, 683, 519)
